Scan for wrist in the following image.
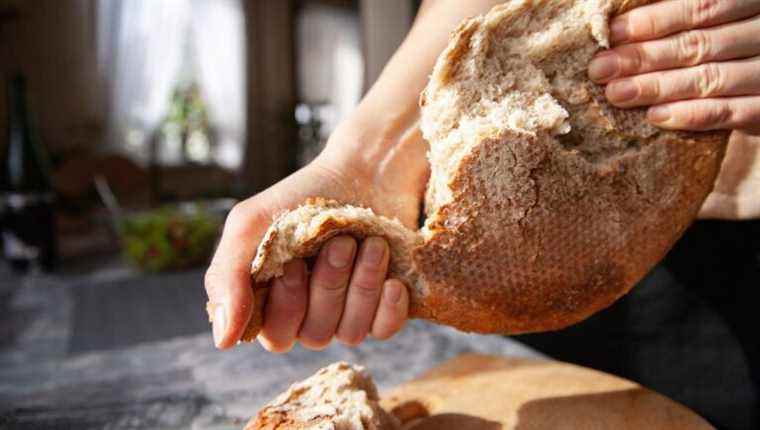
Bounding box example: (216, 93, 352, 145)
(319, 105, 421, 176)
(312, 114, 429, 227)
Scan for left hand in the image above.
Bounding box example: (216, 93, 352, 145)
(588, 0, 760, 134)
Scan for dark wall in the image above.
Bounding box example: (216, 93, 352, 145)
(0, 0, 103, 159)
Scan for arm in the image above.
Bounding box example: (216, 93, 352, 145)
(206, 0, 505, 351)
(324, 0, 504, 184)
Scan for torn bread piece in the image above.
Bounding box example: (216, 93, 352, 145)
(244, 362, 400, 430)
(216, 0, 728, 341)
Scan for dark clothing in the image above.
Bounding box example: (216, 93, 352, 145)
(518, 220, 760, 430)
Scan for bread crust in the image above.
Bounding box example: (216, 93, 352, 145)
(413, 129, 726, 332)
(225, 0, 729, 341)
(245, 362, 399, 430)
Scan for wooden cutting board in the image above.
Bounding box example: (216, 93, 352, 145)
(381, 354, 713, 430)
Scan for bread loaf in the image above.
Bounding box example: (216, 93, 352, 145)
(233, 0, 728, 341)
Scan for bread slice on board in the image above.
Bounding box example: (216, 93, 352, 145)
(221, 0, 728, 341)
(244, 362, 400, 430)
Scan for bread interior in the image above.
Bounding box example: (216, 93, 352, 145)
(419, 0, 661, 227)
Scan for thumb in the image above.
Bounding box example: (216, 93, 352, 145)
(205, 197, 273, 349)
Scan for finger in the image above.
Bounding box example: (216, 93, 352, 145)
(298, 236, 357, 350)
(205, 200, 270, 349)
(336, 237, 389, 346)
(590, 15, 760, 82)
(610, 0, 760, 44)
(606, 57, 760, 108)
(371, 279, 409, 340)
(647, 96, 760, 133)
(258, 260, 308, 353)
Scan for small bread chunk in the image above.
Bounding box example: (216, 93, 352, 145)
(245, 362, 400, 430)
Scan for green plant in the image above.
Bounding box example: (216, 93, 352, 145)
(118, 205, 221, 272)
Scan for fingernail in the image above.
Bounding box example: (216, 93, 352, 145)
(607, 80, 639, 103)
(648, 106, 671, 124)
(384, 282, 402, 304)
(212, 304, 228, 348)
(588, 51, 619, 82)
(283, 260, 303, 287)
(327, 237, 355, 269)
(363, 237, 387, 266)
(609, 18, 629, 44)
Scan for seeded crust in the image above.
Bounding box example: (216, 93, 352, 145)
(216, 0, 728, 342)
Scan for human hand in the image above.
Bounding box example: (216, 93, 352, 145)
(204, 122, 429, 352)
(589, 0, 760, 133)
(589, 0, 760, 219)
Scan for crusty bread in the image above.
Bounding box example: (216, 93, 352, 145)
(226, 0, 728, 341)
(244, 362, 400, 430)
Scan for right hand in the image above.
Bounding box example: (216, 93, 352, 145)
(586, 0, 760, 220)
(204, 122, 429, 352)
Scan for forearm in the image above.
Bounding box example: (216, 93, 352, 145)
(329, 0, 503, 160)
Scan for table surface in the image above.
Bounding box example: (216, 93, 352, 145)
(0, 259, 542, 430)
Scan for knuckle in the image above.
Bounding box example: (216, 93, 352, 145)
(225, 202, 248, 226)
(313, 277, 348, 293)
(733, 103, 757, 130)
(205, 262, 251, 299)
(276, 287, 306, 312)
(357, 258, 386, 276)
(204, 265, 223, 293)
(351, 276, 383, 298)
(639, 76, 660, 101)
(694, 63, 724, 97)
(678, 30, 711, 66)
(631, 9, 659, 39)
(685, 102, 732, 128)
(312, 262, 349, 293)
(223, 204, 249, 235)
(312, 268, 351, 293)
(203, 268, 216, 288)
(623, 44, 645, 73)
(688, 0, 724, 27)
(225, 201, 267, 235)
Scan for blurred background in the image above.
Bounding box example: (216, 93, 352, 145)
(0, 1, 427, 427)
(0, 0, 424, 268)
